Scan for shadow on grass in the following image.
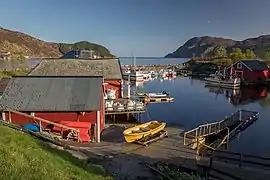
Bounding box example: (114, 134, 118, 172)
(36, 140, 111, 179)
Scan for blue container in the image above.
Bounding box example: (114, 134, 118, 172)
(24, 124, 40, 132)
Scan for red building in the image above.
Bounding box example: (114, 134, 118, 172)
(28, 58, 123, 99)
(0, 76, 105, 142)
(227, 60, 269, 83)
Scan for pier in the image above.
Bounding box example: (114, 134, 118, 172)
(183, 109, 259, 156)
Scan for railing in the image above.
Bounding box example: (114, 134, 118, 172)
(184, 110, 241, 146)
(183, 110, 258, 148)
(209, 149, 270, 170)
(4, 109, 81, 142)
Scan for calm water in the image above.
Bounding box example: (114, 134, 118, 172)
(131, 77, 270, 156)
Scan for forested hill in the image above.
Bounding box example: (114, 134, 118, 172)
(165, 35, 270, 59)
(0, 27, 114, 58)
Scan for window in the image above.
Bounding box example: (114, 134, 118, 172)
(237, 63, 242, 69)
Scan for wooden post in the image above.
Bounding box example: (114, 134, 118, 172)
(239, 110, 242, 121)
(127, 113, 129, 121)
(226, 127, 230, 148)
(8, 111, 11, 123)
(127, 77, 131, 98)
(209, 156, 213, 170)
(121, 80, 124, 98)
(183, 133, 186, 145)
(96, 110, 101, 143)
(239, 153, 243, 168)
(2, 112, 6, 121)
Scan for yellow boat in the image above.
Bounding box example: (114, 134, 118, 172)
(123, 121, 166, 143)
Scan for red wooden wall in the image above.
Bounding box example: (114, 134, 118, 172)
(104, 79, 122, 98)
(228, 63, 269, 82)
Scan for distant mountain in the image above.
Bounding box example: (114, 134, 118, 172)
(0, 27, 114, 59)
(165, 35, 270, 58)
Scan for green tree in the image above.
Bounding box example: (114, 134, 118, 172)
(214, 47, 227, 57)
(262, 52, 270, 61)
(244, 49, 256, 59)
(229, 48, 245, 62)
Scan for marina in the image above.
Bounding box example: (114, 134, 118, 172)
(1, 57, 270, 179)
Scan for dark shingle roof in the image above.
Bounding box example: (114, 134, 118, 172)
(240, 60, 269, 71)
(28, 59, 123, 79)
(0, 76, 103, 111)
(0, 78, 10, 93)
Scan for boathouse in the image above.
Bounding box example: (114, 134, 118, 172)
(28, 58, 123, 98)
(0, 76, 105, 142)
(227, 60, 270, 83)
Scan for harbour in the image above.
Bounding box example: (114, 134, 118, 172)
(1, 57, 270, 179)
(1, 2, 270, 179)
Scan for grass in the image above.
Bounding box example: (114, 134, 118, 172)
(0, 69, 29, 77)
(0, 125, 112, 180)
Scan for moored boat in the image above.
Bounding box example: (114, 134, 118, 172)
(123, 121, 166, 143)
(205, 74, 241, 88)
(147, 91, 169, 98)
(137, 91, 169, 98)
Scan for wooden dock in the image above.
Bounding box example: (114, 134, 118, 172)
(183, 109, 259, 156)
(144, 97, 174, 104)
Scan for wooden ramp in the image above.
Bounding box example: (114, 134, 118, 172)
(183, 109, 259, 155)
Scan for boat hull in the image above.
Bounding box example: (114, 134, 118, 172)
(123, 121, 166, 143)
(204, 78, 241, 88)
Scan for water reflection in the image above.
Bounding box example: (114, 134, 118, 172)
(205, 86, 268, 106)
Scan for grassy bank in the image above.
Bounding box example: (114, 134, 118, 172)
(0, 125, 112, 180)
(0, 69, 29, 77)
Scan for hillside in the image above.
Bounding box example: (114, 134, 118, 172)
(0, 27, 114, 58)
(165, 35, 270, 58)
(0, 124, 111, 180)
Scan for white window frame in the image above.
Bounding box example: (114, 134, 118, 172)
(237, 63, 242, 69)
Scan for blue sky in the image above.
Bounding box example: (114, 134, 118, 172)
(1, 0, 270, 57)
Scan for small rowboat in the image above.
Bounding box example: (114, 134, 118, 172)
(123, 121, 166, 143)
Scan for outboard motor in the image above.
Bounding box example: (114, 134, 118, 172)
(162, 91, 169, 96)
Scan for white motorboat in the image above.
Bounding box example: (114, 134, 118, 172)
(147, 91, 169, 98)
(137, 91, 169, 98)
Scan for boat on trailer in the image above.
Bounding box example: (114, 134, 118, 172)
(123, 121, 166, 143)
